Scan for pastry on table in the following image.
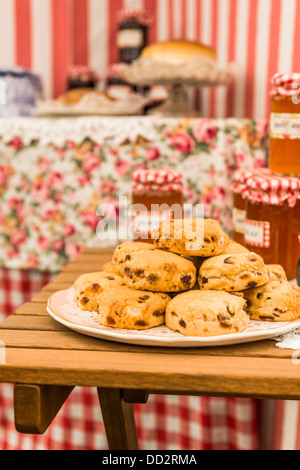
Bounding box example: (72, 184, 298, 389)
(165, 290, 249, 337)
(243, 280, 300, 322)
(97, 286, 171, 330)
(267, 264, 288, 282)
(153, 218, 230, 257)
(223, 240, 250, 255)
(198, 252, 269, 292)
(74, 272, 126, 311)
(122, 249, 197, 293)
(112, 241, 155, 276)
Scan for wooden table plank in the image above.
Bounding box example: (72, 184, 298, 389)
(51, 272, 88, 283)
(62, 263, 111, 273)
(0, 327, 295, 359)
(31, 291, 56, 302)
(42, 283, 73, 292)
(1, 348, 300, 400)
(15, 302, 49, 316)
(0, 315, 69, 331)
(0, 311, 293, 357)
(70, 254, 114, 265)
(80, 247, 116, 255)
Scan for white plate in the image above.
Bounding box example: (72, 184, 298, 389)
(47, 288, 300, 348)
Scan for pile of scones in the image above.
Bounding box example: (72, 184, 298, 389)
(73, 218, 300, 337)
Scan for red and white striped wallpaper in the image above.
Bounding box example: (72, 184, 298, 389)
(0, 0, 300, 119)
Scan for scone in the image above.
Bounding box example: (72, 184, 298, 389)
(267, 264, 287, 282)
(97, 286, 171, 330)
(102, 261, 115, 273)
(198, 252, 269, 292)
(122, 249, 197, 292)
(112, 241, 155, 276)
(243, 280, 300, 322)
(223, 240, 250, 255)
(166, 290, 249, 337)
(153, 218, 230, 257)
(74, 272, 126, 311)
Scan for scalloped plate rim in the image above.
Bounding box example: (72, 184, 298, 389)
(46, 288, 300, 348)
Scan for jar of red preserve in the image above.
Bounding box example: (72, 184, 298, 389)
(244, 169, 300, 280)
(131, 168, 184, 243)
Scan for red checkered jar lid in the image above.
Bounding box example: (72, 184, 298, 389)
(117, 9, 153, 25)
(132, 168, 183, 184)
(244, 169, 300, 207)
(232, 168, 270, 196)
(271, 72, 300, 97)
(132, 168, 183, 193)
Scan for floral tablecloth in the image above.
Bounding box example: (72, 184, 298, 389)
(0, 116, 268, 273)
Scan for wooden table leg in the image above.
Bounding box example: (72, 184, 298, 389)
(122, 389, 149, 404)
(97, 388, 139, 451)
(14, 384, 74, 434)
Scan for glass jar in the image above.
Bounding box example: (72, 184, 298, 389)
(117, 9, 152, 64)
(269, 73, 300, 176)
(244, 170, 300, 280)
(105, 64, 135, 100)
(231, 168, 267, 246)
(67, 65, 99, 90)
(131, 168, 184, 243)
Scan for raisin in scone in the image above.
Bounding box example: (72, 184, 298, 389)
(112, 242, 155, 276)
(198, 252, 269, 292)
(122, 249, 197, 292)
(153, 218, 230, 257)
(267, 264, 287, 282)
(97, 286, 171, 330)
(243, 280, 300, 322)
(165, 290, 249, 337)
(223, 240, 250, 255)
(74, 272, 126, 311)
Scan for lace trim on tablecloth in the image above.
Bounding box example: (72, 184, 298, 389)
(0, 116, 267, 147)
(273, 328, 300, 350)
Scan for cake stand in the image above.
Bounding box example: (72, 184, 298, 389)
(121, 57, 234, 117)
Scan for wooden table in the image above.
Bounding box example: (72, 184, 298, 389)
(1, 247, 300, 450)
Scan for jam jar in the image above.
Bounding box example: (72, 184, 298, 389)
(67, 65, 99, 90)
(105, 63, 135, 100)
(131, 168, 184, 243)
(244, 169, 300, 280)
(231, 168, 263, 246)
(117, 9, 152, 64)
(269, 73, 300, 176)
